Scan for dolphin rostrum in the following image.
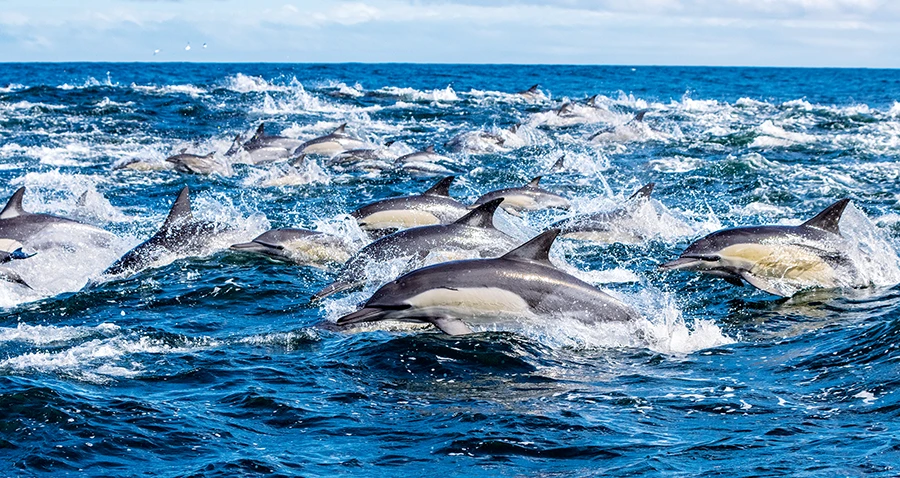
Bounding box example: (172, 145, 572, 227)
(350, 176, 469, 236)
(552, 183, 656, 244)
(104, 186, 226, 276)
(472, 176, 570, 214)
(313, 198, 517, 301)
(230, 228, 353, 267)
(660, 198, 856, 296)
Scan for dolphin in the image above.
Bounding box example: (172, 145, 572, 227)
(394, 145, 455, 176)
(517, 84, 547, 102)
(230, 228, 353, 267)
(326, 141, 396, 172)
(444, 124, 523, 154)
(472, 176, 570, 214)
(660, 198, 855, 296)
(0, 187, 116, 251)
(336, 229, 639, 335)
(313, 198, 516, 301)
(589, 110, 651, 143)
(294, 123, 368, 157)
(104, 186, 227, 276)
(350, 176, 470, 236)
(0, 242, 34, 289)
(552, 183, 655, 244)
(236, 123, 304, 164)
(166, 150, 232, 176)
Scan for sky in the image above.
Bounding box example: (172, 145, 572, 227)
(0, 0, 899, 67)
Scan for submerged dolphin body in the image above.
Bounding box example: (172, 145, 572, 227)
(294, 123, 368, 157)
(336, 229, 639, 335)
(660, 198, 856, 296)
(350, 176, 469, 236)
(0, 187, 116, 251)
(230, 228, 353, 267)
(104, 187, 226, 276)
(166, 150, 231, 176)
(472, 176, 570, 214)
(552, 183, 656, 244)
(313, 198, 517, 301)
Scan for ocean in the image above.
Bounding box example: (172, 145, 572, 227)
(1, 63, 899, 476)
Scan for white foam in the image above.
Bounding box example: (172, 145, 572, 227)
(0, 323, 119, 345)
(751, 120, 818, 148)
(221, 73, 287, 93)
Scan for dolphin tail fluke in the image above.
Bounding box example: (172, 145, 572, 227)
(628, 183, 655, 201)
(455, 198, 504, 228)
(336, 307, 389, 326)
(802, 198, 851, 235)
(502, 229, 560, 265)
(0, 187, 27, 220)
(423, 176, 455, 197)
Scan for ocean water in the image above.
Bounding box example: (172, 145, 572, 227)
(1, 63, 899, 476)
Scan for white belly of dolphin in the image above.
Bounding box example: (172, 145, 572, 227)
(300, 141, 344, 155)
(403, 286, 535, 319)
(497, 194, 538, 211)
(0, 238, 25, 253)
(359, 210, 440, 230)
(718, 243, 838, 287)
(284, 240, 351, 266)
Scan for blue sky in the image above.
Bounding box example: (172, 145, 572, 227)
(0, 0, 898, 66)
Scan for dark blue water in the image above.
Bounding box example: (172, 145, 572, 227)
(1, 63, 899, 476)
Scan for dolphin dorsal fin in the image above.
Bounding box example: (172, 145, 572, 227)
(251, 123, 265, 142)
(204, 152, 215, 158)
(333, 123, 347, 135)
(628, 183, 655, 201)
(526, 84, 539, 93)
(557, 103, 572, 115)
(289, 153, 306, 167)
(526, 176, 542, 188)
(455, 198, 503, 228)
(179, 147, 188, 154)
(423, 176, 454, 197)
(424, 145, 435, 154)
(550, 154, 566, 172)
(801, 198, 850, 235)
(0, 187, 28, 220)
(225, 134, 243, 157)
(161, 186, 193, 231)
(76, 190, 89, 208)
(632, 110, 647, 123)
(501, 229, 559, 265)
(586, 94, 598, 106)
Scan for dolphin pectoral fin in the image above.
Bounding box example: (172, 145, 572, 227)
(430, 317, 473, 336)
(723, 275, 744, 287)
(738, 271, 787, 297)
(10, 248, 35, 260)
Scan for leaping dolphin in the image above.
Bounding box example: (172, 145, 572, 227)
(235, 123, 304, 164)
(104, 186, 227, 276)
(660, 198, 856, 296)
(166, 150, 232, 176)
(336, 229, 639, 335)
(350, 176, 469, 236)
(313, 198, 517, 301)
(293, 123, 368, 157)
(0, 187, 116, 251)
(472, 176, 570, 214)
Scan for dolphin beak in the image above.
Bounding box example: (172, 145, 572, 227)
(336, 307, 388, 326)
(659, 256, 701, 270)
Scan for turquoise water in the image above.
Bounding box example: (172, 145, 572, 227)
(1, 63, 899, 476)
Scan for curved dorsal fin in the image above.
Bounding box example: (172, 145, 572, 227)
(251, 123, 265, 142)
(550, 154, 566, 173)
(424, 145, 435, 154)
(456, 198, 503, 228)
(179, 147, 188, 154)
(289, 153, 307, 167)
(203, 152, 215, 158)
(225, 134, 243, 157)
(526, 176, 542, 188)
(0, 187, 28, 220)
(501, 229, 559, 265)
(628, 183, 655, 201)
(332, 123, 347, 135)
(524, 84, 539, 94)
(631, 110, 647, 123)
(161, 186, 193, 231)
(557, 103, 572, 116)
(76, 190, 89, 208)
(423, 176, 454, 197)
(801, 198, 850, 235)
(586, 94, 598, 106)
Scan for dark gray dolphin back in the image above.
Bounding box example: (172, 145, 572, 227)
(423, 175, 454, 197)
(453, 198, 503, 228)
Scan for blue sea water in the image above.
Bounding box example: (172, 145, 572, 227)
(1, 63, 899, 476)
